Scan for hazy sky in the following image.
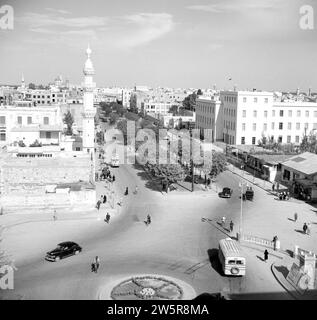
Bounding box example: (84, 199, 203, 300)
(0, 0, 316, 91)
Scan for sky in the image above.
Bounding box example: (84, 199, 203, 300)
(0, 0, 316, 91)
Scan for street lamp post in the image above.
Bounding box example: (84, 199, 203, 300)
(238, 181, 245, 242)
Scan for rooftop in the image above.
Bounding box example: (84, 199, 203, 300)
(282, 152, 317, 175)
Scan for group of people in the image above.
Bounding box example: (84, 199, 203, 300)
(278, 191, 290, 201)
(221, 217, 234, 233)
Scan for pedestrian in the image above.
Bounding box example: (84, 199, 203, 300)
(207, 178, 211, 186)
(105, 212, 110, 223)
(125, 187, 129, 195)
(103, 195, 107, 204)
(96, 200, 101, 210)
(264, 249, 269, 262)
(221, 216, 226, 227)
(272, 183, 275, 192)
(53, 210, 57, 221)
(294, 212, 298, 222)
(94, 256, 100, 273)
(273, 236, 278, 250)
(303, 223, 308, 234)
(112, 175, 115, 182)
(230, 221, 234, 232)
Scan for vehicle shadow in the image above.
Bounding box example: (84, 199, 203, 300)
(207, 249, 223, 275)
(295, 229, 305, 234)
(256, 255, 265, 262)
(288, 218, 295, 222)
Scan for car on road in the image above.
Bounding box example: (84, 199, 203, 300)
(218, 187, 233, 198)
(111, 154, 120, 167)
(45, 241, 82, 262)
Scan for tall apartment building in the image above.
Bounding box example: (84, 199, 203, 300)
(195, 90, 317, 145)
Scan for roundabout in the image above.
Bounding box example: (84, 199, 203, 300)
(99, 274, 197, 300)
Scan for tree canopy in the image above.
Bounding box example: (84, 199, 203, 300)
(63, 111, 74, 135)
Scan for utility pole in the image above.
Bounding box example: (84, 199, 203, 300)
(239, 182, 244, 242)
(190, 126, 194, 192)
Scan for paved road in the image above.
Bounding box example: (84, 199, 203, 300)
(1, 127, 293, 300)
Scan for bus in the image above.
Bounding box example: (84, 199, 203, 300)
(111, 154, 120, 168)
(218, 238, 246, 276)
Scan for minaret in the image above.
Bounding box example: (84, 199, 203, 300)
(82, 45, 96, 180)
(21, 73, 25, 90)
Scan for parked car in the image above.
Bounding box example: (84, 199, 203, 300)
(218, 187, 233, 198)
(45, 241, 82, 262)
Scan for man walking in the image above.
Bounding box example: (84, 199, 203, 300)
(294, 212, 298, 222)
(103, 195, 107, 204)
(303, 223, 308, 234)
(230, 221, 234, 233)
(264, 249, 269, 262)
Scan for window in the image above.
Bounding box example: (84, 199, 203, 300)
(253, 110, 257, 117)
(45, 132, 51, 139)
(296, 123, 300, 130)
(253, 123, 256, 131)
(27, 117, 32, 124)
(0, 133, 5, 141)
(243, 97, 247, 103)
(263, 123, 267, 131)
(242, 123, 246, 131)
(271, 122, 275, 130)
(254, 97, 258, 103)
(272, 110, 275, 117)
(264, 98, 268, 103)
(278, 136, 283, 143)
(17, 116, 22, 124)
(252, 137, 256, 145)
(288, 110, 292, 117)
(295, 136, 300, 143)
(264, 111, 268, 118)
(280, 110, 284, 117)
(287, 136, 291, 143)
(241, 137, 245, 144)
(305, 111, 309, 117)
(44, 117, 49, 125)
(297, 110, 301, 117)
(279, 122, 283, 130)
(242, 110, 246, 117)
(288, 122, 292, 130)
(0, 116, 5, 125)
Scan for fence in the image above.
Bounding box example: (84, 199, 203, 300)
(241, 234, 275, 249)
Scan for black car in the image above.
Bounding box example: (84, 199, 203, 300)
(218, 187, 233, 198)
(45, 241, 82, 262)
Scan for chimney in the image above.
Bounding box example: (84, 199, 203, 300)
(253, 88, 257, 92)
(308, 87, 312, 97)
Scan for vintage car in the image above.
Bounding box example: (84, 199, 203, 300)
(45, 241, 82, 262)
(218, 187, 233, 198)
(243, 186, 254, 201)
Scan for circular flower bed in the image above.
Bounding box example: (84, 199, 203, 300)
(110, 275, 184, 300)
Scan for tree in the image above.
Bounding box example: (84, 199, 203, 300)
(197, 89, 203, 96)
(28, 83, 36, 90)
(99, 102, 112, 117)
(168, 105, 179, 116)
(300, 130, 317, 153)
(157, 163, 186, 183)
(63, 111, 74, 135)
(116, 119, 128, 144)
(109, 113, 119, 125)
(183, 92, 197, 111)
(200, 151, 227, 180)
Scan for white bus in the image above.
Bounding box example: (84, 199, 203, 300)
(218, 238, 246, 276)
(111, 154, 120, 168)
